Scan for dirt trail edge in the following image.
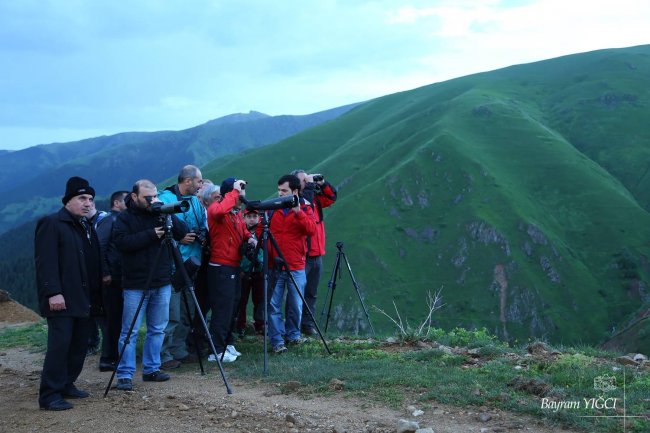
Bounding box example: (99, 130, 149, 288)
(0, 348, 580, 433)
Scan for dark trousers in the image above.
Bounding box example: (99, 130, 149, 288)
(187, 262, 209, 354)
(236, 271, 265, 332)
(301, 255, 322, 329)
(39, 316, 91, 406)
(99, 283, 123, 364)
(207, 264, 241, 353)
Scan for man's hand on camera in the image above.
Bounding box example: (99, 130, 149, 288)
(292, 195, 301, 213)
(102, 275, 112, 287)
(180, 232, 197, 244)
(234, 179, 247, 196)
(248, 237, 258, 248)
(307, 173, 324, 184)
(154, 226, 164, 238)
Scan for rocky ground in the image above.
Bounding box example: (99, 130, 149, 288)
(0, 294, 584, 433)
(0, 347, 583, 433)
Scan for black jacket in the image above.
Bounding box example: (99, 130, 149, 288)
(96, 209, 122, 283)
(34, 208, 103, 318)
(113, 196, 188, 289)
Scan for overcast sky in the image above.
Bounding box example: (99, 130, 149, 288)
(1, 0, 649, 151)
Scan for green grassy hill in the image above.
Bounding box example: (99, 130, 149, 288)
(200, 45, 650, 345)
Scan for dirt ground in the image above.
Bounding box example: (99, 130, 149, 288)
(0, 347, 584, 433)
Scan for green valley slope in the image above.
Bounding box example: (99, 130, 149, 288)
(200, 45, 650, 345)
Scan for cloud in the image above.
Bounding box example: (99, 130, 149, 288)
(1, 0, 649, 150)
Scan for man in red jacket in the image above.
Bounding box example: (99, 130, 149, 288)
(206, 177, 255, 362)
(267, 174, 317, 353)
(291, 170, 337, 336)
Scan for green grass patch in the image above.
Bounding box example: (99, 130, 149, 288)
(224, 332, 649, 433)
(0, 321, 48, 351)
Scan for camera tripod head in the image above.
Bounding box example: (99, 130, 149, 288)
(335, 241, 344, 250)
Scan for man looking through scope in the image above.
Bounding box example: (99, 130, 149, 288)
(266, 174, 317, 354)
(112, 179, 188, 391)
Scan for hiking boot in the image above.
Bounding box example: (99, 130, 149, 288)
(160, 359, 181, 370)
(142, 371, 170, 382)
(115, 378, 133, 391)
(226, 345, 242, 357)
(208, 351, 237, 363)
(273, 344, 288, 354)
(286, 337, 305, 346)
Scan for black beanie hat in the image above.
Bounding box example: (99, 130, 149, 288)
(62, 176, 96, 204)
(220, 177, 236, 195)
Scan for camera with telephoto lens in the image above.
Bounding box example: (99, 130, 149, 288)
(312, 174, 324, 182)
(239, 241, 257, 262)
(150, 200, 190, 215)
(241, 194, 298, 211)
(192, 227, 207, 246)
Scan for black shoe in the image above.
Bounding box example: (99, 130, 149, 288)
(99, 362, 116, 372)
(301, 326, 317, 336)
(40, 399, 73, 411)
(142, 371, 170, 382)
(115, 378, 133, 391)
(63, 386, 89, 399)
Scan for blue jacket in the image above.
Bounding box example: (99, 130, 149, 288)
(159, 185, 207, 263)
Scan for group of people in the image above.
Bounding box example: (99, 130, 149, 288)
(34, 165, 337, 410)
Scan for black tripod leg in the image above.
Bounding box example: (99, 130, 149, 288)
(282, 267, 332, 355)
(185, 287, 233, 394)
(180, 289, 205, 375)
(168, 239, 232, 394)
(321, 251, 341, 333)
(103, 289, 146, 397)
(104, 234, 169, 397)
(341, 252, 375, 335)
(266, 230, 331, 354)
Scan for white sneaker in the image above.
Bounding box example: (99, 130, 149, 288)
(208, 352, 237, 363)
(226, 345, 242, 357)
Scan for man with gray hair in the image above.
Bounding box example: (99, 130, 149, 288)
(200, 182, 221, 208)
(159, 165, 207, 370)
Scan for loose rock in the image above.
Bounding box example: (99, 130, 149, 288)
(397, 419, 419, 433)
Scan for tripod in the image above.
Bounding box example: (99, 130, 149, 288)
(321, 241, 375, 335)
(253, 210, 331, 375)
(104, 214, 232, 396)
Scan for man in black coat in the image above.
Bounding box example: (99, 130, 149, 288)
(35, 176, 103, 411)
(95, 190, 129, 372)
(112, 179, 188, 391)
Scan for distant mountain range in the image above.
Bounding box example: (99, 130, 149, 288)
(0, 105, 358, 234)
(2, 45, 649, 351)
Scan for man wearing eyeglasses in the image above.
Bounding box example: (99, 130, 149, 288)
(112, 179, 188, 391)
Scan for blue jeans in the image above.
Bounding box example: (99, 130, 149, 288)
(117, 285, 171, 379)
(268, 269, 306, 348)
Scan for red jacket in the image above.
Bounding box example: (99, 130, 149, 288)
(266, 202, 317, 271)
(207, 190, 250, 267)
(306, 182, 337, 257)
